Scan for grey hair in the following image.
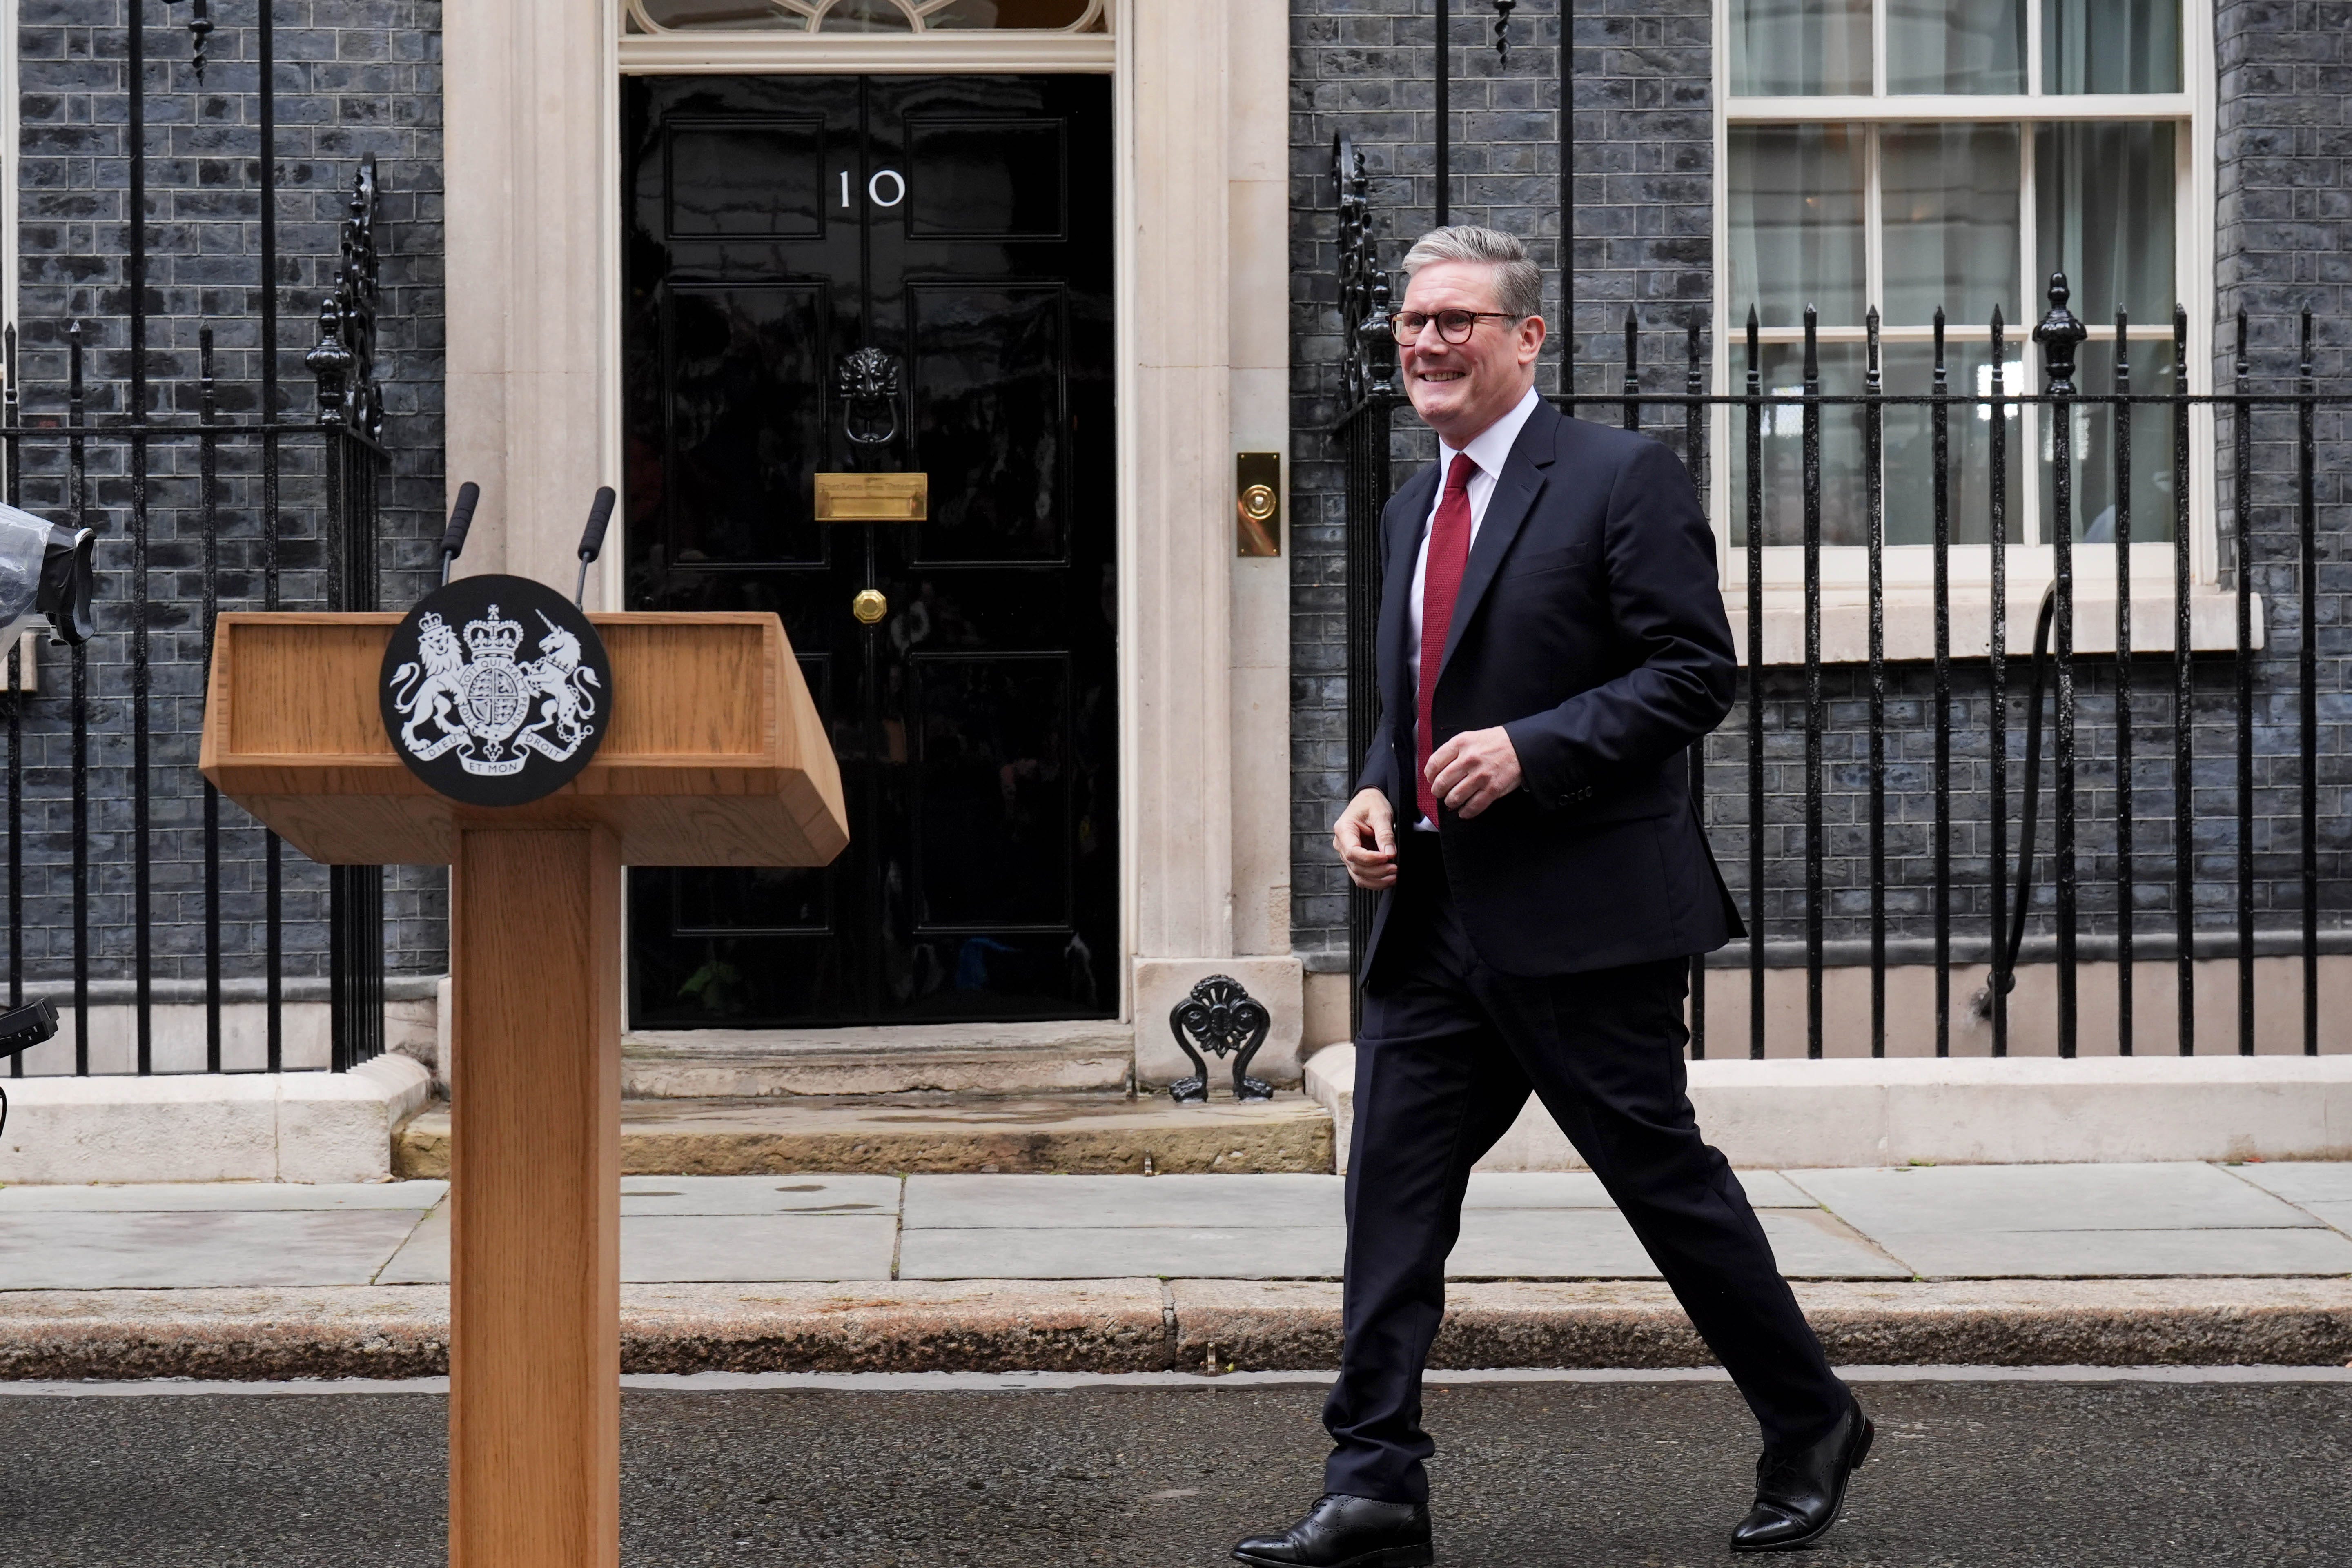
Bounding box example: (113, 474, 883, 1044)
(1400, 225, 1544, 323)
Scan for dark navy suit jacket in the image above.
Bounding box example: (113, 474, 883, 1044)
(1358, 398, 1745, 978)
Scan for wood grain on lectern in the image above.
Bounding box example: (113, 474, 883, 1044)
(198, 610, 847, 870)
(447, 824, 623, 1568)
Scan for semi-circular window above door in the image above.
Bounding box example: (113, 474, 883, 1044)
(626, 0, 1109, 32)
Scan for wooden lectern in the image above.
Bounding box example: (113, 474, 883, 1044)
(200, 610, 846, 1568)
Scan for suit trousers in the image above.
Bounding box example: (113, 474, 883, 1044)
(1323, 834, 1849, 1503)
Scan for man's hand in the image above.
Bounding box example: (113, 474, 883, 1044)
(1426, 726, 1523, 820)
(1333, 788, 1399, 890)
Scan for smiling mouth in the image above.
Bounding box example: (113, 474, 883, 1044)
(1417, 369, 1466, 383)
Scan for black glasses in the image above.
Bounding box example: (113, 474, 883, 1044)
(1391, 309, 1521, 345)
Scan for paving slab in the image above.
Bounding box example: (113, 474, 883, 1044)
(0, 1209, 432, 1290)
(2225, 1162, 2352, 1206)
(904, 1173, 1340, 1230)
(376, 1208, 902, 1285)
(899, 1225, 1347, 1281)
(0, 1181, 447, 1213)
(1756, 1209, 1918, 1279)
(1860, 1225, 2352, 1280)
(618, 1175, 903, 1216)
(2291, 1201, 2352, 1235)
(373, 1205, 448, 1286)
(1785, 1162, 2324, 1234)
(621, 1215, 899, 1282)
(1460, 1171, 1816, 1209)
(1446, 1208, 1658, 1278)
(1444, 1207, 1908, 1281)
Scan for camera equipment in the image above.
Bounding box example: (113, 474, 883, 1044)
(0, 502, 96, 651)
(0, 997, 61, 1142)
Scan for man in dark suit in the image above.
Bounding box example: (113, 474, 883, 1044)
(1234, 228, 1870, 1567)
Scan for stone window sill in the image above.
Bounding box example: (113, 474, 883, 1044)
(1722, 586, 2261, 665)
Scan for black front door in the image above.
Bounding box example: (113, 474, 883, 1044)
(622, 74, 1116, 1029)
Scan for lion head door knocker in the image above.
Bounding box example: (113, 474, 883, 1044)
(835, 347, 902, 450)
(815, 349, 928, 524)
(1167, 975, 1274, 1104)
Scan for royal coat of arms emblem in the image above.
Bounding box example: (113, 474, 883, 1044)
(379, 573, 613, 806)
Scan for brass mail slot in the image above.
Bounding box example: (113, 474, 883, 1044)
(815, 472, 929, 522)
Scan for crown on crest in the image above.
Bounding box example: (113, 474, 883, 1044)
(463, 605, 524, 660)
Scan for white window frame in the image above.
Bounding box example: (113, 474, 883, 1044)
(619, 0, 1114, 71)
(1710, 0, 2230, 659)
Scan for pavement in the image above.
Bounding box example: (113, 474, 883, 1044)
(1, 1369, 2348, 1565)
(1, 1163, 2350, 1377)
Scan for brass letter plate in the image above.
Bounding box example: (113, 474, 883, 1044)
(1236, 452, 1281, 557)
(815, 472, 929, 522)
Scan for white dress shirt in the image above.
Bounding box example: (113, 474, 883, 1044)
(1405, 384, 1541, 830)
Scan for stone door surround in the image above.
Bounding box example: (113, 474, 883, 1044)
(443, 0, 1298, 1074)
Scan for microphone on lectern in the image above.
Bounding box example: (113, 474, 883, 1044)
(438, 482, 481, 587)
(575, 488, 617, 609)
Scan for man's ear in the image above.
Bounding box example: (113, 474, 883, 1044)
(1517, 314, 1548, 368)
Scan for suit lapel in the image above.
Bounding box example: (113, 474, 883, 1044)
(1380, 462, 1442, 723)
(1439, 400, 1561, 679)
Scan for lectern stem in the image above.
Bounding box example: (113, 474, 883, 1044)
(448, 824, 623, 1568)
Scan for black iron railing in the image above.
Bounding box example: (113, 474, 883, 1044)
(1328, 138, 2348, 1058)
(0, 0, 390, 1079)
(0, 165, 387, 1075)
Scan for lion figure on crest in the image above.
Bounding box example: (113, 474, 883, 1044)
(390, 612, 468, 755)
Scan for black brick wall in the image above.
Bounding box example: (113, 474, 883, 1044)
(1289, 0, 2352, 1012)
(7, 0, 445, 986)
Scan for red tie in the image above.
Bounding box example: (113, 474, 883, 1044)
(1415, 452, 1477, 823)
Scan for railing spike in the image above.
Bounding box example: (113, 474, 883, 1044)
(2034, 272, 2086, 396)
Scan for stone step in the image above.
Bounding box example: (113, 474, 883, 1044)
(617, 1020, 1135, 1100)
(393, 1092, 1333, 1178)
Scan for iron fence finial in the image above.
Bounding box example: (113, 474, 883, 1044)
(161, 0, 214, 81)
(2034, 273, 2087, 395)
(306, 299, 352, 425)
(1334, 134, 1397, 405)
(1363, 272, 1398, 396)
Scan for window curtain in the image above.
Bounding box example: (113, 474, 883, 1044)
(1881, 123, 2021, 327)
(1727, 126, 1868, 328)
(2036, 121, 2176, 324)
(2044, 0, 2181, 92)
(1730, 0, 1871, 95)
(1887, 0, 2025, 94)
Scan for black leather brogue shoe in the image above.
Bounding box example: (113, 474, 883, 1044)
(1729, 1398, 1874, 1552)
(1232, 1493, 1434, 1568)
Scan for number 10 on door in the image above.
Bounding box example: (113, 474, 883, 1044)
(842, 170, 906, 209)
